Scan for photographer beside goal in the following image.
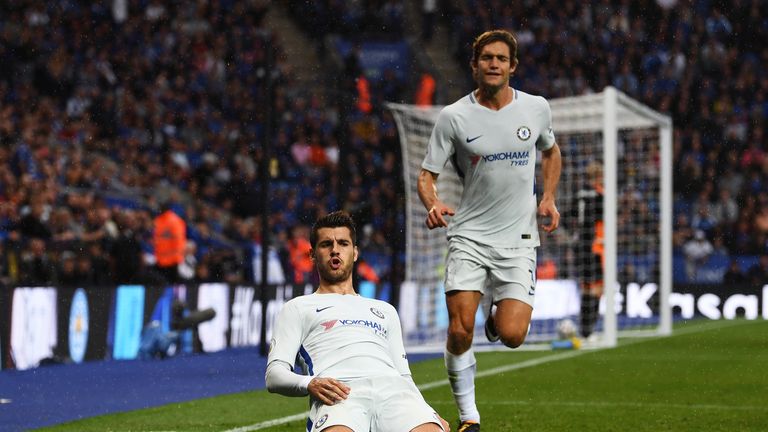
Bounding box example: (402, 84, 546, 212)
(417, 30, 562, 432)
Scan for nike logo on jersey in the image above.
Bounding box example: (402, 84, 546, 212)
(466, 135, 483, 143)
(316, 306, 333, 312)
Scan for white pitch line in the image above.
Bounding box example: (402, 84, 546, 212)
(220, 413, 308, 432)
(417, 349, 585, 391)
(428, 399, 768, 412)
(221, 319, 754, 432)
(221, 349, 596, 432)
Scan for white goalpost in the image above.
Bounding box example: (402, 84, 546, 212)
(388, 86, 672, 351)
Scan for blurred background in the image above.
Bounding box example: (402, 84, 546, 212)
(1, 0, 767, 370)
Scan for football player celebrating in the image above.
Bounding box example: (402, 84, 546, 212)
(418, 29, 562, 431)
(266, 211, 450, 432)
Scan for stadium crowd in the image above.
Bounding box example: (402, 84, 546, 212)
(441, 0, 768, 283)
(1, 0, 766, 287)
(0, 0, 405, 288)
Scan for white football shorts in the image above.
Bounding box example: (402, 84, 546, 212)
(307, 375, 445, 432)
(444, 236, 537, 306)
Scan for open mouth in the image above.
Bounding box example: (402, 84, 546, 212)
(330, 258, 342, 270)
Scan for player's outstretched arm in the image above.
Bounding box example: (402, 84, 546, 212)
(265, 360, 314, 397)
(538, 143, 562, 233)
(418, 169, 455, 229)
(307, 377, 351, 405)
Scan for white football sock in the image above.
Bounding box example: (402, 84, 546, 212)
(445, 348, 480, 423)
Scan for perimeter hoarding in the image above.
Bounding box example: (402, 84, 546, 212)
(1, 281, 766, 370)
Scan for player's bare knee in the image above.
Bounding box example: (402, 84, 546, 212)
(446, 326, 473, 353)
(447, 321, 473, 343)
(410, 422, 444, 432)
(500, 328, 527, 348)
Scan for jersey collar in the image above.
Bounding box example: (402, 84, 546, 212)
(469, 87, 517, 109)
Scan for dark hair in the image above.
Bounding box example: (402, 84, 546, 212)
(471, 29, 518, 66)
(310, 211, 357, 248)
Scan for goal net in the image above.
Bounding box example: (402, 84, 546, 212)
(387, 87, 672, 351)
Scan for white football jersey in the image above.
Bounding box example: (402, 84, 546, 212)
(267, 293, 410, 381)
(422, 88, 556, 248)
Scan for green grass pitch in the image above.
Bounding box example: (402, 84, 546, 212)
(36, 319, 768, 431)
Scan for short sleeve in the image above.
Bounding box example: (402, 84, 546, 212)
(421, 108, 456, 174)
(536, 98, 556, 152)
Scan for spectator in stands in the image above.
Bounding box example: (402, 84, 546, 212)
(421, 0, 437, 42)
(712, 189, 739, 227)
(747, 254, 768, 286)
(343, 44, 363, 87)
(18, 238, 55, 285)
(728, 218, 759, 255)
(722, 259, 747, 285)
(79, 204, 118, 244)
(378, 68, 406, 104)
(194, 258, 213, 282)
(754, 204, 768, 235)
(613, 62, 640, 95)
(57, 250, 79, 287)
(110, 210, 150, 285)
(15, 198, 51, 241)
(710, 234, 729, 259)
(74, 247, 98, 286)
(672, 213, 693, 252)
(683, 230, 714, 282)
(745, 127, 765, 165)
(48, 208, 80, 247)
(0, 240, 9, 285)
(690, 196, 719, 235)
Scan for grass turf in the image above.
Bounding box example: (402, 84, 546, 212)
(36, 319, 768, 431)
